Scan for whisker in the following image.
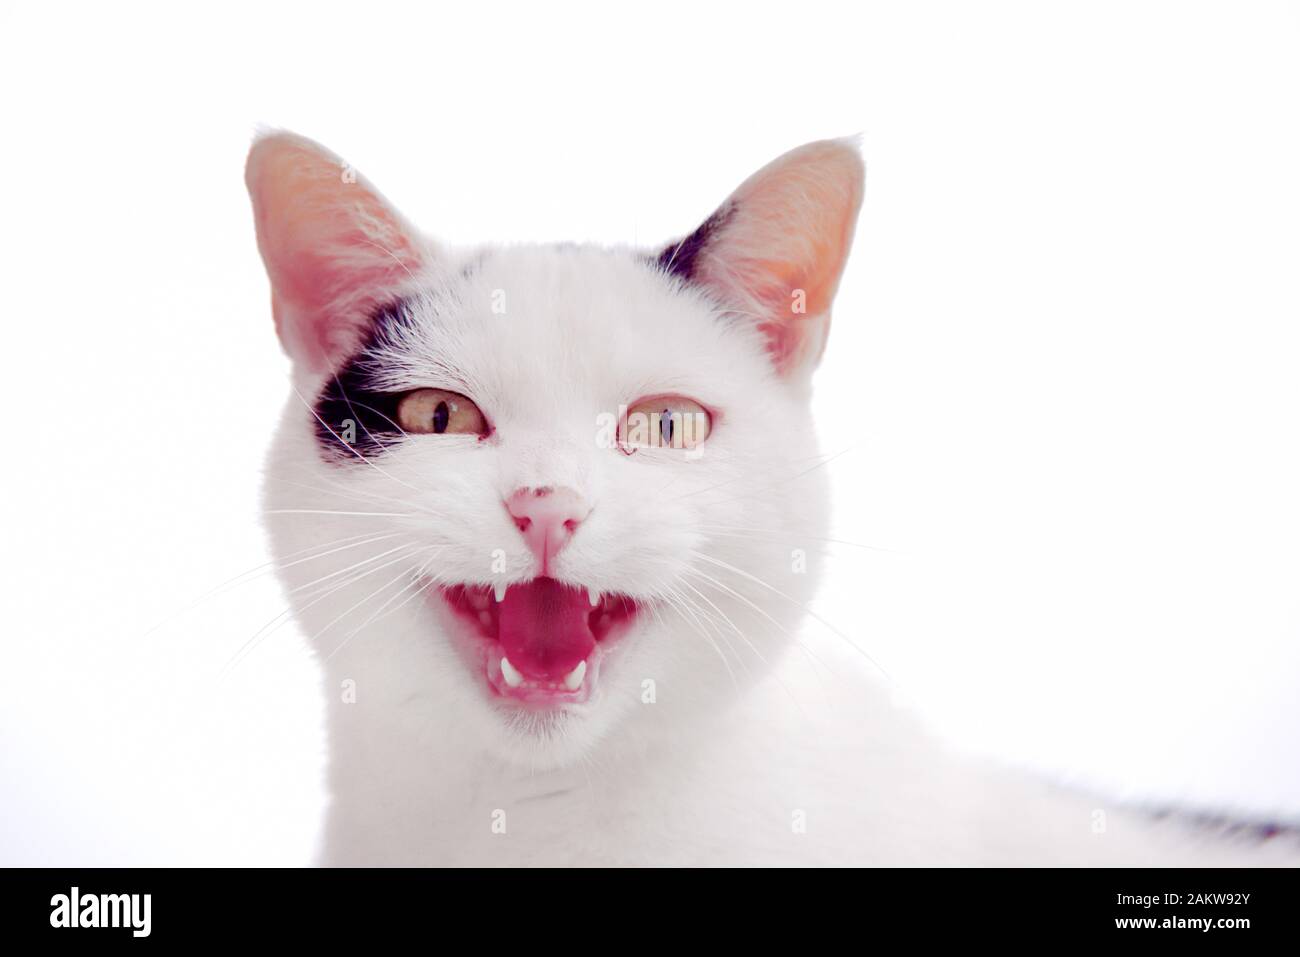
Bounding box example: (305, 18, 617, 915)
(675, 584, 750, 675)
(327, 372, 424, 470)
(694, 524, 900, 554)
(677, 574, 816, 711)
(304, 562, 424, 651)
(688, 549, 894, 682)
(290, 381, 425, 493)
(267, 475, 449, 521)
(285, 542, 420, 597)
(323, 550, 447, 662)
(656, 585, 742, 692)
(682, 565, 833, 691)
(688, 445, 857, 507)
(677, 576, 769, 668)
(220, 544, 422, 676)
(139, 529, 396, 640)
(266, 508, 415, 518)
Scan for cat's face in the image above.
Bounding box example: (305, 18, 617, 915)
(248, 134, 862, 766)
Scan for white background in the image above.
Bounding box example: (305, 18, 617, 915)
(1, 1, 1297, 864)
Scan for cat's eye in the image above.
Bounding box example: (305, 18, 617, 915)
(620, 395, 712, 451)
(396, 388, 487, 436)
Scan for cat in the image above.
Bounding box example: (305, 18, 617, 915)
(246, 132, 1296, 865)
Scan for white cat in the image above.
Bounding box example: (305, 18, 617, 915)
(246, 132, 1294, 865)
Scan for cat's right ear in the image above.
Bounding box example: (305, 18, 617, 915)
(245, 132, 429, 372)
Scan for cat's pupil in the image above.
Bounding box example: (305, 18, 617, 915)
(432, 401, 450, 434)
(660, 409, 673, 446)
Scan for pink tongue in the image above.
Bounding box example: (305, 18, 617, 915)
(497, 578, 595, 680)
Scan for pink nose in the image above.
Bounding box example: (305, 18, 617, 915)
(506, 486, 590, 574)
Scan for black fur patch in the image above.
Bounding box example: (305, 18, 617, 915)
(654, 202, 735, 282)
(1151, 808, 1300, 845)
(313, 301, 410, 461)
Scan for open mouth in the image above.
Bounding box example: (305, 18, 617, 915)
(440, 578, 639, 706)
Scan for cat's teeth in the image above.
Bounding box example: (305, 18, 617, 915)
(500, 657, 524, 689)
(493, 582, 507, 603)
(563, 660, 587, 691)
(587, 586, 600, 607)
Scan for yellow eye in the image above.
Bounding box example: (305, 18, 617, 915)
(621, 395, 712, 451)
(396, 389, 487, 435)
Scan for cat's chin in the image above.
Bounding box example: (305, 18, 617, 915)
(436, 577, 640, 714)
(480, 705, 615, 771)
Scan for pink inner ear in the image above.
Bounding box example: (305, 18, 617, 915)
(694, 140, 864, 377)
(246, 133, 426, 372)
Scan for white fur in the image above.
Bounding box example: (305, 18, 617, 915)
(261, 243, 1297, 866)
(254, 137, 1297, 865)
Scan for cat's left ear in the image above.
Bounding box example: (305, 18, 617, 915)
(658, 139, 864, 379)
(245, 131, 430, 373)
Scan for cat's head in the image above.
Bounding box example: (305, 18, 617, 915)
(247, 132, 862, 767)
